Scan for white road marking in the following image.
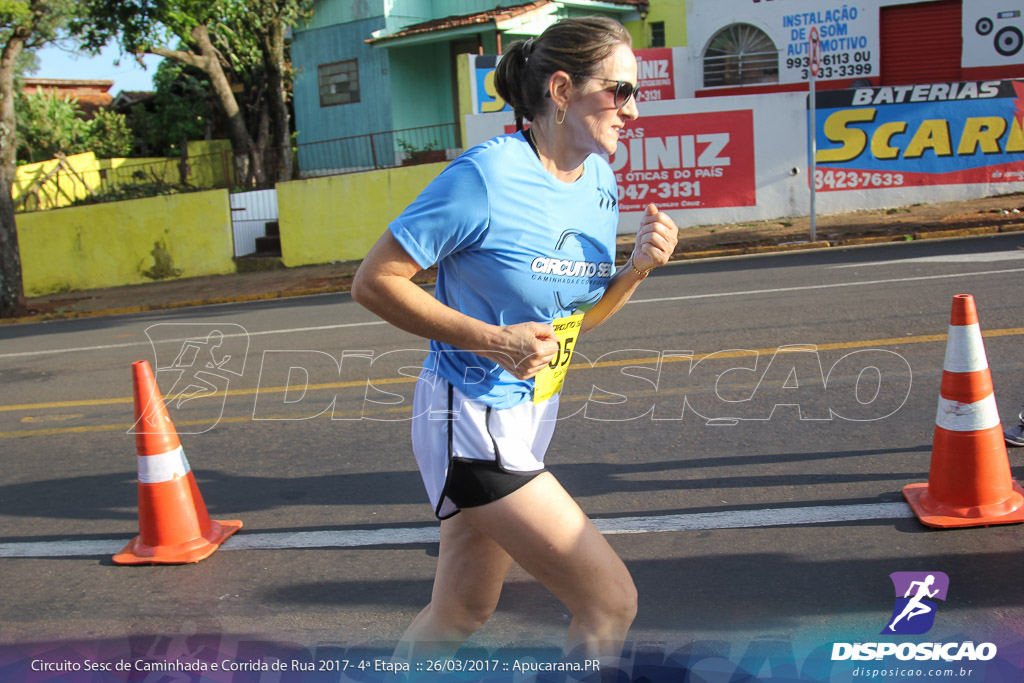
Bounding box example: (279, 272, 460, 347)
(0, 502, 914, 558)
(594, 502, 914, 533)
(627, 267, 1024, 305)
(833, 251, 1024, 268)
(0, 321, 387, 360)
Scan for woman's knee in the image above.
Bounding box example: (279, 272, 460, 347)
(578, 571, 638, 628)
(610, 574, 639, 624)
(432, 594, 500, 634)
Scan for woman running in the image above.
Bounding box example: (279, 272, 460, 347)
(352, 15, 678, 667)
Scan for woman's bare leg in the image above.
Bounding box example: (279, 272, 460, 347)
(462, 472, 636, 663)
(395, 511, 514, 660)
(397, 472, 636, 666)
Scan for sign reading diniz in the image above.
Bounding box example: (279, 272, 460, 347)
(610, 111, 757, 212)
(634, 48, 674, 103)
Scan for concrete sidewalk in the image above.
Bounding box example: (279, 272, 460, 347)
(7, 192, 1024, 324)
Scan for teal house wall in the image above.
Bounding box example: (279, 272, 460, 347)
(291, 0, 647, 174)
(291, 13, 390, 172)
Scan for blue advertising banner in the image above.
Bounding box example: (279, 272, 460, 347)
(812, 80, 1024, 192)
(473, 55, 509, 115)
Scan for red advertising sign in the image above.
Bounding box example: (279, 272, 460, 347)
(610, 111, 757, 212)
(634, 48, 675, 103)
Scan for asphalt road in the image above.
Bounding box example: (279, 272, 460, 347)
(1, 232, 1023, 681)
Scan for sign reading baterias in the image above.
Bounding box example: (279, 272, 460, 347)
(812, 80, 1024, 192)
(608, 111, 756, 212)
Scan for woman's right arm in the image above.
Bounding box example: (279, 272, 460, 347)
(351, 231, 559, 380)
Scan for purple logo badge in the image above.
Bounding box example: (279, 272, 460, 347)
(882, 571, 949, 635)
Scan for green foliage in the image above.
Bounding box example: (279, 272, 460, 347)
(15, 87, 91, 162)
(128, 57, 211, 156)
(88, 108, 133, 158)
(1, 0, 80, 49)
(71, 0, 310, 58)
(16, 88, 136, 162)
(0, 1, 33, 24)
(215, 0, 314, 70)
(71, 0, 217, 53)
(397, 138, 444, 167)
(14, 47, 38, 85)
(68, 179, 201, 206)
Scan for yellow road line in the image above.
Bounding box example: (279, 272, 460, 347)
(0, 376, 413, 412)
(0, 406, 417, 439)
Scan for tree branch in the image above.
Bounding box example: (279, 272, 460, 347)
(147, 45, 206, 69)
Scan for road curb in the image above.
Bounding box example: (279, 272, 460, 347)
(5, 223, 1023, 325)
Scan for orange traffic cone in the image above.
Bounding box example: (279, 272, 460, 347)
(903, 294, 1024, 528)
(113, 360, 242, 564)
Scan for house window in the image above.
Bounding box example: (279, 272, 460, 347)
(703, 23, 778, 87)
(650, 21, 666, 48)
(319, 59, 359, 106)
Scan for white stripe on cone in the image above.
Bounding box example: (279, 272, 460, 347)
(935, 394, 1001, 433)
(943, 323, 988, 373)
(136, 446, 192, 484)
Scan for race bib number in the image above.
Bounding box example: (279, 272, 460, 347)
(533, 313, 584, 404)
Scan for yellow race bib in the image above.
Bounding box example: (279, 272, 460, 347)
(533, 313, 584, 404)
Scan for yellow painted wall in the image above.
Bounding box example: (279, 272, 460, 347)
(17, 189, 235, 297)
(277, 162, 445, 267)
(182, 140, 234, 189)
(626, 0, 687, 48)
(13, 140, 235, 212)
(456, 53, 474, 150)
(13, 152, 99, 211)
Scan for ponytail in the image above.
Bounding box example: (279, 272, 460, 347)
(494, 16, 632, 132)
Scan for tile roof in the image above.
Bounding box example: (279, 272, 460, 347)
(21, 78, 115, 91)
(367, 0, 645, 44)
(21, 79, 116, 117)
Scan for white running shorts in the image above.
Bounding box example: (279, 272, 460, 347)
(411, 368, 560, 519)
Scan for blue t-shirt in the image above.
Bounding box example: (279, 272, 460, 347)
(389, 131, 619, 409)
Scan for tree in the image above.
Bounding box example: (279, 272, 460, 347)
(75, 0, 312, 187)
(217, 0, 312, 183)
(0, 0, 79, 317)
(128, 57, 212, 157)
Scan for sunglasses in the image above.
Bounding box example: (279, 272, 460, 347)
(575, 75, 641, 108)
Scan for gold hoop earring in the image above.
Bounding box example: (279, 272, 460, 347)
(555, 107, 566, 125)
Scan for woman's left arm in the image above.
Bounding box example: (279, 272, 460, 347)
(581, 203, 678, 334)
